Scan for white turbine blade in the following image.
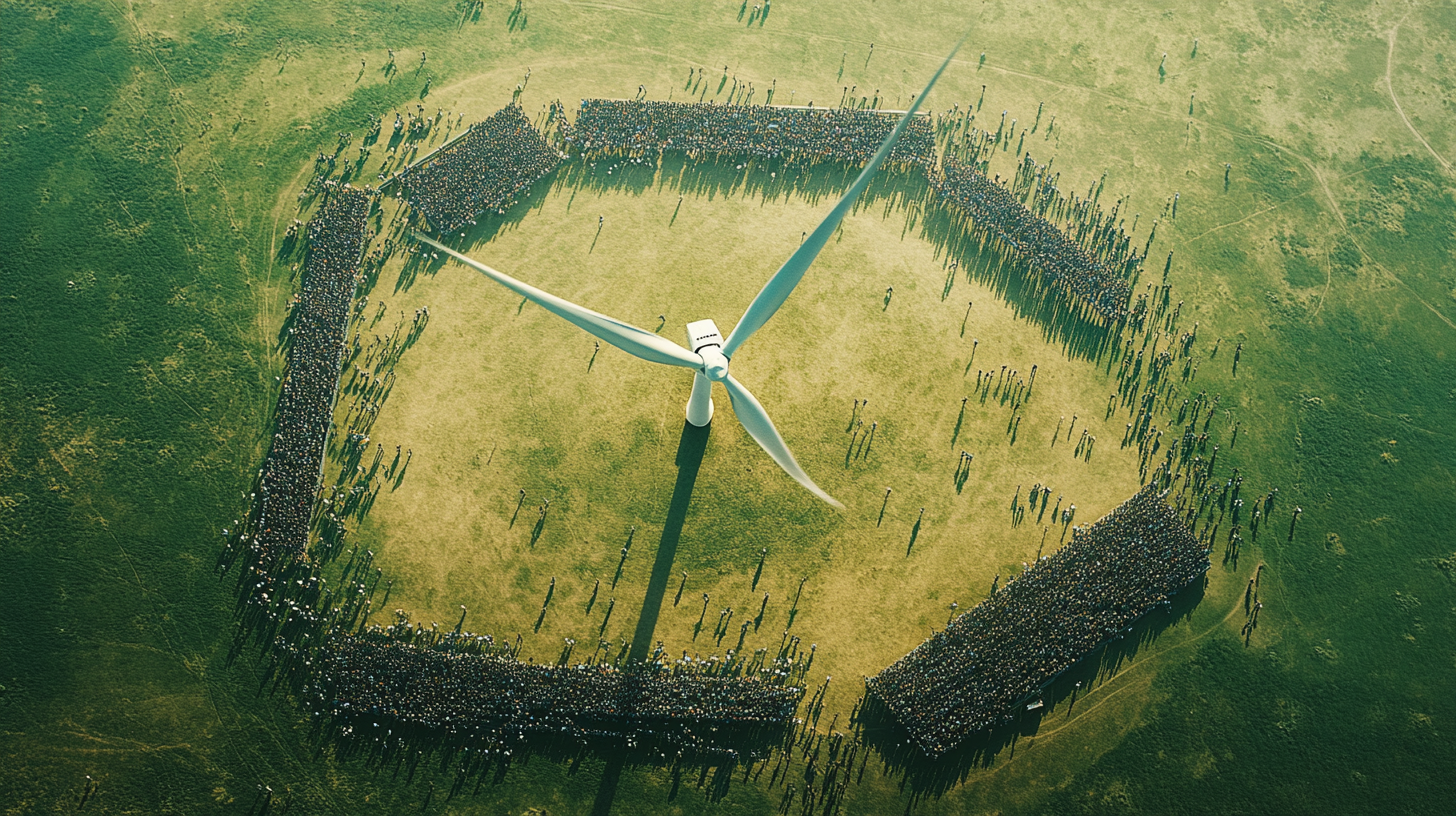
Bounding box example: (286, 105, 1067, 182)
(414, 232, 702, 370)
(722, 34, 969, 359)
(723, 374, 843, 509)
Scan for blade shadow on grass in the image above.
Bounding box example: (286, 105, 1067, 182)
(627, 420, 710, 664)
(591, 420, 710, 816)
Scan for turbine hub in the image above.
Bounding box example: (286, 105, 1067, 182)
(700, 346, 730, 382)
(686, 319, 730, 382)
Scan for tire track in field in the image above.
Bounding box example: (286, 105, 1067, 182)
(1386, 19, 1453, 176)
(1012, 591, 1248, 746)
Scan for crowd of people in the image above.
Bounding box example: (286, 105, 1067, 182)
(396, 104, 562, 233)
(249, 184, 374, 566)
(570, 98, 1132, 321)
(931, 154, 1132, 321)
(218, 95, 1215, 770)
(866, 483, 1208, 756)
(308, 634, 804, 749)
(217, 176, 806, 762)
(572, 98, 937, 168)
(210, 111, 825, 765)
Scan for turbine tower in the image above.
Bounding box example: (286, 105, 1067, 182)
(413, 37, 966, 508)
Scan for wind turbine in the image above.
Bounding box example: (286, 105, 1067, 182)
(413, 38, 966, 508)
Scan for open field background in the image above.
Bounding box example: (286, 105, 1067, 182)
(2, 0, 1454, 813)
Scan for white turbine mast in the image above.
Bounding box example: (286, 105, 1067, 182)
(413, 37, 966, 508)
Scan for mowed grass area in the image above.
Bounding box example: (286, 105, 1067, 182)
(2, 0, 1454, 814)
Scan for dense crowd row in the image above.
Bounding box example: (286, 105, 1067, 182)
(250, 184, 373, 565)
(866, 483, 1208, 756)
(932, 154, 1132, 321)
(397, 104, 562, 233)
(571, 99, 1130, 320)
(308, 634, 803, 746)
(572, 99, 936, 168)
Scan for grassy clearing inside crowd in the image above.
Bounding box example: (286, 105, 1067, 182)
(351, 160, 1156, 718)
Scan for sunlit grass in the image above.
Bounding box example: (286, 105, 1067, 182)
(2, 0, 1454, 813)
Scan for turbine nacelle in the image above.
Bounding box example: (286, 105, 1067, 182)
(686, 319, 730, 381)
(685, 319, 726, 427)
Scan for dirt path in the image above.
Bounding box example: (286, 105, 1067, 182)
(1269, 138, 1456, 334)
(918, 586, 1253, 786)
(1387, 22, 1453, 176)
(1014, 590, 1249, 746)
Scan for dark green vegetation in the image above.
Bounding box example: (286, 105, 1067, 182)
(2, 1, 1454, 814)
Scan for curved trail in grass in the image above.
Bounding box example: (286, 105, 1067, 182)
(1005, 590, 1249, 750)
(1386, 21, 1453, 177)
(870, 588, 1252, 786)
(1182, 195, 1309, 245)
(1307, 165, 1340, 319)
(1181, 164, 1377, 248)
(1351, 236, 1456, 333)
(1313, 249, 1332, 318)
(1253, 135, 1456, 335)
(855, 31, 1456, 338)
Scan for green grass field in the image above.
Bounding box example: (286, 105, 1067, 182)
(3, 0, 1454, 813)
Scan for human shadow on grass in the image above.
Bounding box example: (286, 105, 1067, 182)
(298, 688, 778, 812)
(555, 151, 920, 221)
(282, 422, 791, 811)
(918, 203, 1119, 364)
(402, 147, 1123, 367)
(854, 576, 1206, 803)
